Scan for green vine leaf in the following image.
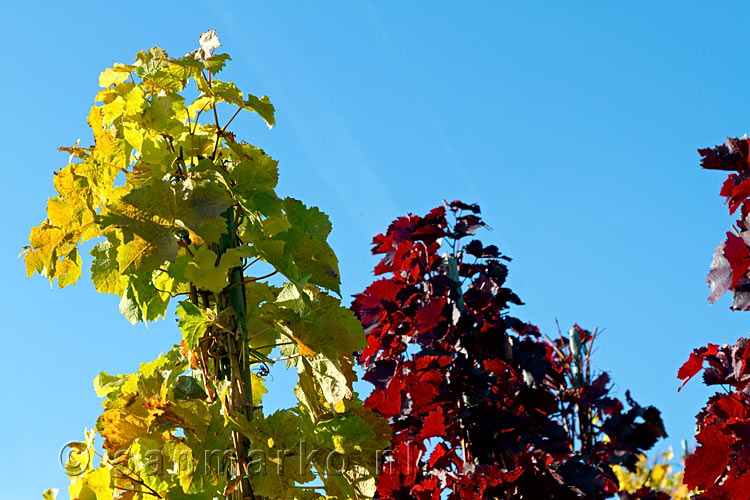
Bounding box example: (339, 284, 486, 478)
(68, 467, 112, 500)
(90, 241, 126, 295)
(176, 300, 212, 350)
(245, 94, 276, 128)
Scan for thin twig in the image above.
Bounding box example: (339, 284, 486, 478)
(226, 271, 278, 290)
(221, 107, 243, 134)
(112, 464, 163, 498)
(211, 87, 222, 160)
(112, 484, 161, 497)
(178, 240, 195, 257)
(251, 341, 294, 351)
(543, 332, 566, 360)
(250, 353, 301, 364)
(243, 257, 262, 271)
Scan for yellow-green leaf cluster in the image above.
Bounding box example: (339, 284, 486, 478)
(30, 31, 389, 500)
(613, 449, 691, 499)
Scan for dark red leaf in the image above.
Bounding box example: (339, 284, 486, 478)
(412, 224, 447, 243)
(453, 215, 484, 237)
(414, 299, 446, 334)
(447, 200, 481, 214)
(421, 407, 446, 440)
(366, 377, 403, 418)
(684, 423, 733, 490)
(677, 343, 719, 391)
(427, 442, 454, 469)
(699, 138, 750, 172)
(729, 178, 750, 214)
(725, 232, 750, 289)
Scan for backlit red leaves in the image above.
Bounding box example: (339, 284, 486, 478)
(365, 377, 403, 418)
(670, 136, 750, 499)
(699, 137, 750, 172)
(680, 339, 750, 497)
(725, 232, 750, 288)
(699, 139, 750, 305)
(684, 423, 733, 490)
(414, 298, 446, 334)
(427, 442, 456, 469)
(421, 407, 446, 440)
(355, 202, 665, 500)
(725, 177, 750, 214)
(677, 343, 719, 391)
(718, 473, 750, 500)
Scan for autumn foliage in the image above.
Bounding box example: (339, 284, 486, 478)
(676, 137, 750, 499)
(354, 202, 667, 499)
(24, 33, 389, 500)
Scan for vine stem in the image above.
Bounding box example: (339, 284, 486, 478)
(216, 204, 256, 500)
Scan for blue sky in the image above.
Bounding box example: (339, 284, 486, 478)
(4, 2, 750, 497)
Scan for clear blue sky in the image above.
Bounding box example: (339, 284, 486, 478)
(4, 2, 749, 497)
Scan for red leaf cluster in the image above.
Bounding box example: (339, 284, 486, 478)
(677, 344, 719, 391)
(678, 142, 750, 499)
(354, 202, 666, 500)
(678, 339, 750, 499)
(699, 138, 750, 310)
